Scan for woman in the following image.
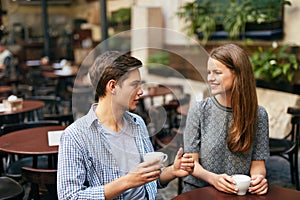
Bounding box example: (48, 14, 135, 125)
(183, 44, 269, 195)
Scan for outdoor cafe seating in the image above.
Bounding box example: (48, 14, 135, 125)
(0, 52, 300, 199)
(269, 107, 300, 190)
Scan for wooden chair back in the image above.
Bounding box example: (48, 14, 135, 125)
(22, 167, 58, 200)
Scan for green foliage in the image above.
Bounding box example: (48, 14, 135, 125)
(176, 0, 292, 42)
(250, 42, 298, 83)
(147, 51, 170, 69)
(176, 1, 216, 44)
(147, 51, 171, 70)
(109, 8, 131, 26)
(223, 0, 269, 39)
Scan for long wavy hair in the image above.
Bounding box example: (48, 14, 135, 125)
(210, 44, 258, 153)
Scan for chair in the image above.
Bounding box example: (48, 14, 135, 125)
(22, 167, 58, 200)
(0, 176, 24, 200)
(0, 121, 60, 179)
(287, 107, 300, 116)
(43, 113, 74, 126)
(26, 96, 61, 117)
(26, 68, 56, 96)
(269, 107, 300, 190)
(26, 96, 74, 125)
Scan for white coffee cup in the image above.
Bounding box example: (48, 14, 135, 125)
(232, 174, 251, 195)
(143, 152, 168, 164)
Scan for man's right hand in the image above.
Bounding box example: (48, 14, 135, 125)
(125, 159, 163, 188)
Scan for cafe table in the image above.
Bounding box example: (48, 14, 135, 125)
(42, 67, 78, 98)
(0, 100, 45, 124)
(42, 65, 78, 79)
(172, 185, 300, 200)
(0, 125, 65, 168)
(0, 86, 12, 95)
(0, 100, 45, 116)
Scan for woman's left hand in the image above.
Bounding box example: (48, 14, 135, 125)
(248, 174, 268, 195)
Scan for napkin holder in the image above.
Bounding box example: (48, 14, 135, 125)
(3, 98, 23, 111)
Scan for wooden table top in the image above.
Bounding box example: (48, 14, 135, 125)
(0, 86, 12, 94)
(0, 100, 45, 116)
(42, 66, 78, 79)
(172, 186, 300, 200)
(0, 125, 65, 155)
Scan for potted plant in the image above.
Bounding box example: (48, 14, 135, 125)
(223, 0, 269, 39)
(176, 1, 216, 44)
(176, 0, 292, 42)
(147, 51, 181, 77)
(109, 7, 131, 32)
(147, 51, 171, 75)
(250, 41, 299, 92)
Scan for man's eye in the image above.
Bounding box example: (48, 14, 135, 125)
(132, 83, 139, 88)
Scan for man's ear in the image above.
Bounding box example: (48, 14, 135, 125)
(107, 79, 117, 95)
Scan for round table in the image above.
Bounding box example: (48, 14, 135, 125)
(0, 125, 65, 196)
(42, 68, 78, 100)
(0, 86, 12, 94)
(0, 100, 45, 116)
(172, 186, 300, 200)
(0, 125, 65, 155)
(42, 67, 78, 79)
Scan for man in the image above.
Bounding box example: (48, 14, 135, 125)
(0, 41, 12, 80)
(57, 51, 194, 199)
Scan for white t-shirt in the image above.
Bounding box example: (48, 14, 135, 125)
(102, 118, 147, 200)
(0, 49, 12, 66)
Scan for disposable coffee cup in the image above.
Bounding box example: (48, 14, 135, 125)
(232, 174, 251, 195)
(143, 152, 168, 164)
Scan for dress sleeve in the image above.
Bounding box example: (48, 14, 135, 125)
(183, 101, 202, 153)
(252, 106, 270, 161)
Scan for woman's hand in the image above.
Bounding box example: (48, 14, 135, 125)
(249, 174, 268, 195)
(212, 174, 237, 194)
(172, 147, 195, 177)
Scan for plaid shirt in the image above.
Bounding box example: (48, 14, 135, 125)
(57, 104, 159, 199)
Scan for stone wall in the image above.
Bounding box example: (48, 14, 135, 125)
(257, 88, 300, 138)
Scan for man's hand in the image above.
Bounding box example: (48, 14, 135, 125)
(172, 147, 194, 177)
(125, 159, 163, 188)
